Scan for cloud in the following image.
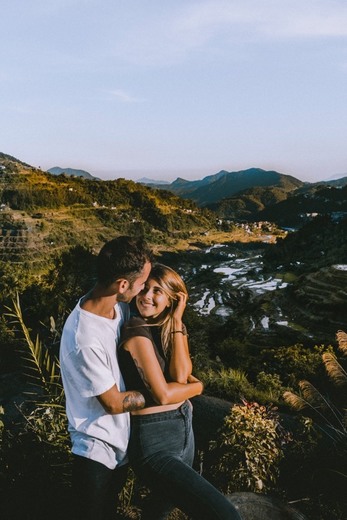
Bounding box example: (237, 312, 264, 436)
(111, 0, 347, 67)
(106, 89, 146, 103)
(177, 0, 347, 38)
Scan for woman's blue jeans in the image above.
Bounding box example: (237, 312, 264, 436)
(129, 400, 241, 520)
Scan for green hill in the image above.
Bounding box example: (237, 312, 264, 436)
(47, 166, 100, 180)
(207, 185, 291, 220)
(0, 154, 216, 270)
(259, 184, 347, 226)
(263, 214, 347, 272)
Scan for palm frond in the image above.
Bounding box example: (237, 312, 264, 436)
(5, 292, 61, 397)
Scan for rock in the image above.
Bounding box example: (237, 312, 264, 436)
(228, 492, 307, 520)
(191, 394, 233, 450)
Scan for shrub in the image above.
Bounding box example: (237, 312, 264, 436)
(201, 367, 256, 402)
(210, 400, 290, 494)
(255, 371, 286, 403)
(262, 343, 329, 387)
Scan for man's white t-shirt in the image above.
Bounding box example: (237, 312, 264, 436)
(59, 299, 130, 469)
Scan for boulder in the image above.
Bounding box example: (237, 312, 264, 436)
(228, 492, 307, 520)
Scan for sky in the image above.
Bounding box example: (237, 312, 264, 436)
(1, 0, 347, 183)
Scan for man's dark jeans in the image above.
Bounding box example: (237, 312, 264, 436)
(72, 454, 128, 520)
(129, 400, 241, 520)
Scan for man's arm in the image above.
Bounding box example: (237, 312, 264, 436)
(97, 385, 145, 414)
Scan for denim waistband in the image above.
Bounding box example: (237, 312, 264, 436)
(130, 400, 190, 423)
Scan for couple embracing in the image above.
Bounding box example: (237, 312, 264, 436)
(59, 236, 241, 520)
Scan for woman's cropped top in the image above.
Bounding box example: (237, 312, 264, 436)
(118, 316, 170, 407)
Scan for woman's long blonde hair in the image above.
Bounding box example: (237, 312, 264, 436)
(146, 263, 188, 357)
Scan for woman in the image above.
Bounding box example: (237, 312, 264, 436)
(118, 263, 241, 520)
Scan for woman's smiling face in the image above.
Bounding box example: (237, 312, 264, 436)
(136, 278, 171, 319)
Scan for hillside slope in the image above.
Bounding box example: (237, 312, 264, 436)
(259, 184, 347, 226)
(0, 154, 217, 269)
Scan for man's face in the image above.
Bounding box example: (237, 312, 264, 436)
(120, 261, 152, 303)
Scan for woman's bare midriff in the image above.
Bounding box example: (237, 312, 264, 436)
(131, 400, 185, 415)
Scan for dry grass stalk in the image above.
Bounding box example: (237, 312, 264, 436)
(336, 330, 347, 356)
(322, 352, 347, 387)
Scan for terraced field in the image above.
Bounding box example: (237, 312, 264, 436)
(290, 264, 347, 334)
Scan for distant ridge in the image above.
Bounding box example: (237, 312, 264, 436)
(326, 172, 347, 181)
(137, 177, 170, 185)
(47, 166, 100, 180)
(153, 168, 304, 206)
(311, 176, 347, 188)
(3, 152, 347, 225)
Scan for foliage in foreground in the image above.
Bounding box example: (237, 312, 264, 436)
(210, 400, 291, 494)
(282, 330, 347, 518)
(4, 294, 68, 447)
(1, 294, 347, 519)
(283, 330, 346, 453)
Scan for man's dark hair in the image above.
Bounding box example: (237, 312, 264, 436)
(97, 235, 153, 287)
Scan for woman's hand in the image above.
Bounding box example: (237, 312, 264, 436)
(187, 374, 204, 394)
(170, 291, 191, 383)
(172, 291, 187, 323)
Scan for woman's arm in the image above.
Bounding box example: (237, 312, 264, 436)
(124, 335, 203, 405)
(169, 292, 192, 383)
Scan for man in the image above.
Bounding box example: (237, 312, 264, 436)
(59, 235, 153, 520)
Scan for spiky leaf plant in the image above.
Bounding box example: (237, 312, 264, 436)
(5, 294, 60, 394)
(4, 293, 68, 449)
(1, 296, 72, 520)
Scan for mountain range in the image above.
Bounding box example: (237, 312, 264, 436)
(141, 167, 347, 224)
(146, 168, 302, 203)
(2, 153, 347, 227)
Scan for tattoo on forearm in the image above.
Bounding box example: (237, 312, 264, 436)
(122, 391, 145, 412)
